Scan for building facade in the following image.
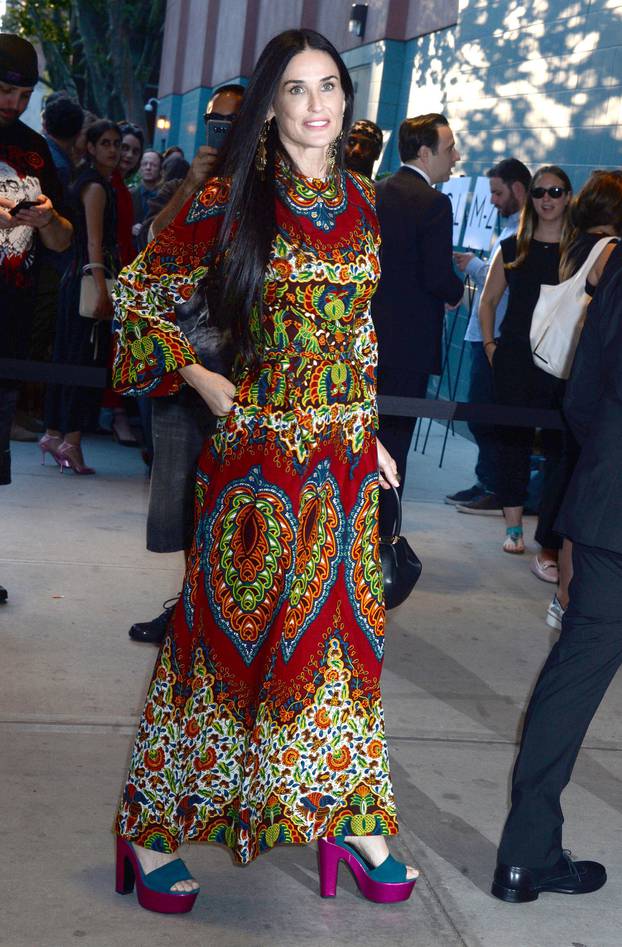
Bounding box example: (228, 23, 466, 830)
(157, 0, 622, 187)
(155, 0, 622, 410)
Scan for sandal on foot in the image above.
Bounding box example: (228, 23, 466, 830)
(318, 837, 417, 903)
(115, 837, 199, 914)
(503, 527, 525, 554)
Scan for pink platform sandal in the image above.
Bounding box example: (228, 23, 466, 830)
(318, 837, 417, 903)
(115, 837, 199, 914)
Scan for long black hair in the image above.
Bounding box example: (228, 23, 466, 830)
(210, 29, 354, 363)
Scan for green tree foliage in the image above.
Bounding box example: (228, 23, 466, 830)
(3, 0, 165, 131)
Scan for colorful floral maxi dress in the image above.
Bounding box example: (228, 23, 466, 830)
(113, 160, 398, 864)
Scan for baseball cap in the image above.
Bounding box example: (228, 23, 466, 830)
(0, 33, 39, 87)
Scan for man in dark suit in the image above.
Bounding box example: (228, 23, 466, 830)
(371, 113, 463, 535)
(490, 246, 622, 904)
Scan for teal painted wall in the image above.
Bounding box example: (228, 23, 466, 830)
(160, 2, 622, 409)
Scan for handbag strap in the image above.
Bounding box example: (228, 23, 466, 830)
(82, 262, 113, 278)
(574, 236, 620, 285)
(388, 484, 402, 536)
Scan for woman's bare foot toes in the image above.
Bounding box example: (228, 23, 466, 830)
(344, 835, 418, 880)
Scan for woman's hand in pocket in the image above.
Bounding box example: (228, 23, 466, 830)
(180, 363, 235, 416)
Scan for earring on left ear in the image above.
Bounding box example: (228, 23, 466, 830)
(255, 120, 270, 176)
(326, 131, 343, 177)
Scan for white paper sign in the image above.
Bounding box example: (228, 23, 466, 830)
(462, 176, 498, 251)
(441, 176, 471, 247)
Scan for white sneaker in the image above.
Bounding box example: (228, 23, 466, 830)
(546, 594, 565, 631)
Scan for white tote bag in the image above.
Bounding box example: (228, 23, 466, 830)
(530, 237, 618, 379)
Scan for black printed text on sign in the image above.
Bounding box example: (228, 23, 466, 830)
(462, 176, 498, 251)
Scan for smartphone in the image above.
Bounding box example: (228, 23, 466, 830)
(9, 198, 42, 216)
(205, 118, 233, 151)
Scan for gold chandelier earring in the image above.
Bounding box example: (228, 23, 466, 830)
(255, 120, 270, 175)
(326, 131, 343, 178)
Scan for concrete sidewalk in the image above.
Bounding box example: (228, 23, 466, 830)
(1, 425, 620, 947)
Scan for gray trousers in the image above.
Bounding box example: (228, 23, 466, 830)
(147, 387, 216, 553)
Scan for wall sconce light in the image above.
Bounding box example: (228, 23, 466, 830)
(144, 97, 159, 112)
(156, 115, 171, 148)
(348, 3, 368, 39)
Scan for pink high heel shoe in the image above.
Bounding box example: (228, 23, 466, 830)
(38, 433, 63, 467)
(318, 837, 417, 903)
(56, 441, 95, 475)
(115, 837, 199, 914)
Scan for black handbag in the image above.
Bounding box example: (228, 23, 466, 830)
(379, 486, 422, 610)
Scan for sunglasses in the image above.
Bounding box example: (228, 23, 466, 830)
(531, 186, 567, 199)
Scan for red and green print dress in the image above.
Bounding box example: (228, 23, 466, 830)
(113, 158, 398, 864)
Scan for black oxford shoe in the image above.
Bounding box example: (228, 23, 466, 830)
(492, 853, 606, 902)
(128, 601, 177, 644)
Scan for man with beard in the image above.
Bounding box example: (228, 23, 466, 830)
(0, 34, 72, 604)
(446, 158, 532, 515)
(344, 119, 383, 179)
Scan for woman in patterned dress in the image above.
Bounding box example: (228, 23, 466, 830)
(113, 29, 417, 912)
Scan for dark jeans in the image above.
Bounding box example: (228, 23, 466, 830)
(377, 372, 429, 537)
(493, 340, 565, 549)
(147, 387, 216, 553)
(0, 383, 18, 485)
(467, 341, 498, 495)
(498, 541, 622, 869)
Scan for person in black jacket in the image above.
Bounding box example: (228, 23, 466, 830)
(371, 113, 463, 535)
(490, 244, 622, 904)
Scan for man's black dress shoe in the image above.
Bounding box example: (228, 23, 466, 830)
(492, 853, 606, 902)
(128, 600, 177, 644)
(0, 584, 7, 604)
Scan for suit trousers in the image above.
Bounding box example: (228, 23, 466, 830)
(497, 540, 622, 869)
(377, 372, 428, 537)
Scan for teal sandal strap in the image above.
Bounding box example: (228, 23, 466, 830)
(142, 858, 197, 894)
(334, 839, 408, 883)
(369, 853, 408, 884)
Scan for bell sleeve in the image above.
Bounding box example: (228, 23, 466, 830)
(112, 178, 231, 397)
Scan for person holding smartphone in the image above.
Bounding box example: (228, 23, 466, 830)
(0, 34, 72, 605)
(126, 83, 244, 645)
(149, 83, 244, 241)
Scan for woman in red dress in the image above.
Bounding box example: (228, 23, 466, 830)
(112, 29, 417, 912)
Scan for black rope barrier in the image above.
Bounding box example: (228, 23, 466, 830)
(0, 359, 108, 388)
(0, 360, 565, 430)
(378, 395, 565, 430)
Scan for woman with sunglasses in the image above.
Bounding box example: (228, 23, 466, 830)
(479, 166, 572, 563)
